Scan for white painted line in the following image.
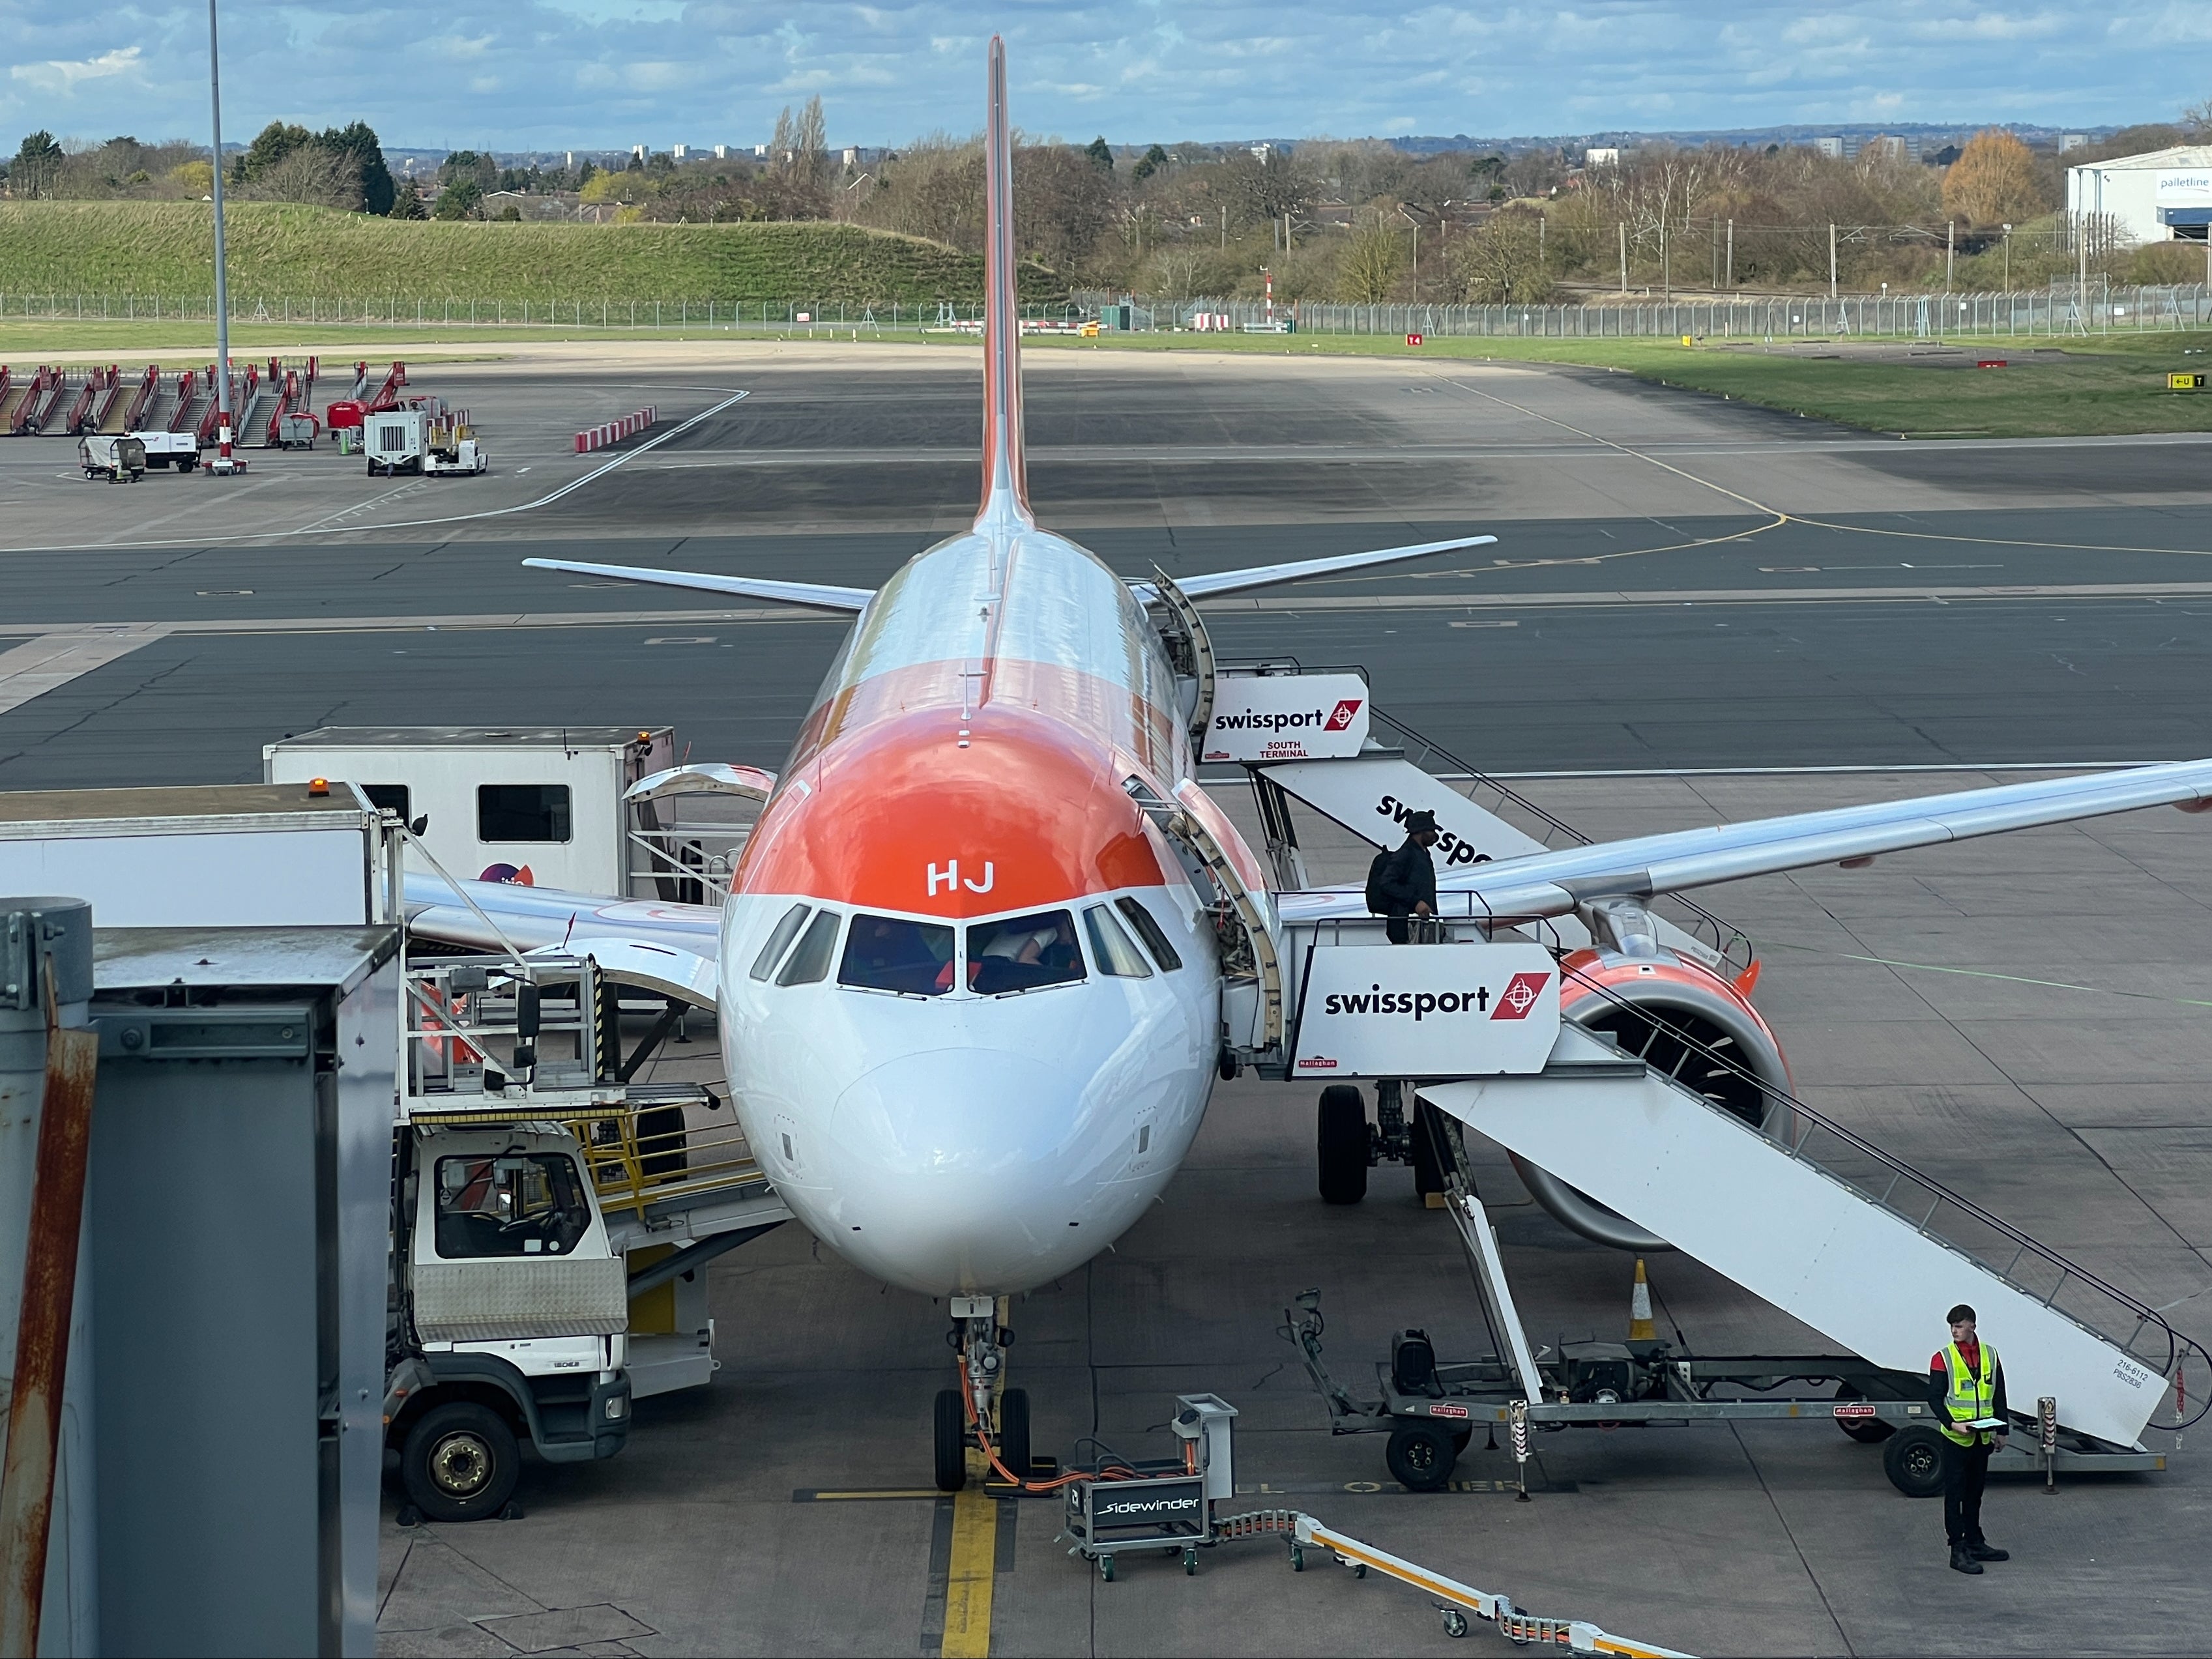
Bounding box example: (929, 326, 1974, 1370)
(0, 624, 173, 717)
(0, 391, 751, 554)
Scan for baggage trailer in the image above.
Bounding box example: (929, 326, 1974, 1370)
(78, 433, 147, 481)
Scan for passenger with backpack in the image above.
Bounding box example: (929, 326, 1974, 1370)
(1366, 810, 1440, 944)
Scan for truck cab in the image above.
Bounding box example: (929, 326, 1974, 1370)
(388, 1122, 633, 1522)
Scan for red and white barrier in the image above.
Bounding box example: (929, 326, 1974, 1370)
(574, 406, 656, 453)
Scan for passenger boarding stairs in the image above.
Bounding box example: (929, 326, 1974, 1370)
(236, 365, 278, 446)
(96, 364, 157, 434)
(1161, 657, 2202, 1454)
(1421, 1015, 2198, 1452)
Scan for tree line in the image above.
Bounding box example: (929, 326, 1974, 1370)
(5, 121, 396, 214)
(8, 96, 2209, 298)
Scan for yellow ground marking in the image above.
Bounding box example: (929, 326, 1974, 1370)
(939, 1465, 998, 1658)
(939, 1293, 1013, 1658)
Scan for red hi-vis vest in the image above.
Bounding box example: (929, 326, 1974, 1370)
(1939, 1340, 2000, 1446)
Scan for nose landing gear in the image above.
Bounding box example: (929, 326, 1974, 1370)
(934, 1295, 1032, 1491)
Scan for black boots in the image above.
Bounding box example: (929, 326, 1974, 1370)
(1968, 1542, 2010, 1561)
(1949, 1547, 1985, 1575)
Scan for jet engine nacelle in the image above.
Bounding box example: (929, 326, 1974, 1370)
(1508, 946, 1792, 1252)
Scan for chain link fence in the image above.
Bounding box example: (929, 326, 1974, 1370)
(4, 285, 2209, 338)
(1101, 284, 2212, 339)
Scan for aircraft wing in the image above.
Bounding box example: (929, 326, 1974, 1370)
(1277, 758, 2212, 923)
(1129, 534, 1498, 604)
(405, 871, 722, 1005)
(519, 556, 873, 613)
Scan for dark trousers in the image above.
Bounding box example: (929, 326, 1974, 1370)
(1943, 1438, 1992, 1548)
(1385, 914, 1411, 944)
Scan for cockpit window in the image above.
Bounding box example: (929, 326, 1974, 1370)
(967, 910, 1085, 995)
(1115, 897, 1184, 972)
(776, 908, 842, 986)
(749, 903, 813, 981)
(1084, 904, 1154, 978)
(839, 914, 956, 996)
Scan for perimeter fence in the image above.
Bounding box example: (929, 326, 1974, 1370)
(4, 283, 2210, 339)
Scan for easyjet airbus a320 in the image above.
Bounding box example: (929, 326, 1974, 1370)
(413, 39, 2212, 1488)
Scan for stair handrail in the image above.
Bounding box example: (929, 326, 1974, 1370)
(1557, 955, 2210, 1419)
(1214, 656, 1753, 973)
(119, 364, 158, 431)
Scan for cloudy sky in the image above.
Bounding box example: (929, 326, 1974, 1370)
(4, 2, 2207, 153)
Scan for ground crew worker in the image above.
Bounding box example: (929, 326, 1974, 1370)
(1932, 1303, 2010, 1574)
(1367, 810, 1440, 944)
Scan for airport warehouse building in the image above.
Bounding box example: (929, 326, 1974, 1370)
(2067, 143, 2212, 242)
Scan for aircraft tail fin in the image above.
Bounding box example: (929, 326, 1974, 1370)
(976, 36, 1032, 531)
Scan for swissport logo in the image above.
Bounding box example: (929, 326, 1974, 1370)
(1491, 972, 1550, 1021)
(1212, 698, 1363, 736)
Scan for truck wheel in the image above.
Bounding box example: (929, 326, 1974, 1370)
(1386, 1423, 1456, 1492)
(934, 1389, 967, 1492)
(1317, 1086, 1368, 1205)
(401, 1402, 519, 1523)
(998, 1388, 1031, 1482)
(1882, 1426, 1949, 1499)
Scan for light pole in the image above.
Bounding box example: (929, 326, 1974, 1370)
(2002, 224, 2011, 292)
(205, 0, 242, 474)
(1398, 205, 1419, 295)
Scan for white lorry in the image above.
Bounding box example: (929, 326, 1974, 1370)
(265, 724, 765, 902)
(364, 406, 488, 476)
(0, 780, 789, 1523)
(130, 429, 203, 470)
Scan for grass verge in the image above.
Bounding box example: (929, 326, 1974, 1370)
(0, 201, 1044, 305)
(3, 307, 2209, 439)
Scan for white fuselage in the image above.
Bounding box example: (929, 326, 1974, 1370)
(714, 515, 1239, 1295)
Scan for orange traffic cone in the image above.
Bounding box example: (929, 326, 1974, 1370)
(1629, 1257, 1655, 1341)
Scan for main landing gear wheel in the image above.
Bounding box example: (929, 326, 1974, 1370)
(1316, 1085, 1369, 1205)
(400, 1402, 519, 1523)
(998, 1387, 1031, 1481)
(1386, 1422, 1457, 1492)
(933, 1389, 967, 1492)
(1883, 1425, 1949, 1498)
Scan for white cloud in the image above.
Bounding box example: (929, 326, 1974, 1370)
(10, 46, 144, 95)
(0, 1, 2200, 149)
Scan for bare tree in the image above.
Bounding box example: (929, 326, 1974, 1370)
(1337, 210, 1405, 301)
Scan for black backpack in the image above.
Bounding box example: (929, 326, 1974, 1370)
(1365, 847, 1395, 914)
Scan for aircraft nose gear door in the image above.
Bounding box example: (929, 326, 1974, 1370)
(1147, 566, 1217, 749)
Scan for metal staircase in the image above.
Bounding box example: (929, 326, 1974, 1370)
(1418, 987, 2206, 1450)
(1202, 657, 2207, 1451)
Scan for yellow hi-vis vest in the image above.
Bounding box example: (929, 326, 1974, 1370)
(1940, 1340, 2000, 1446)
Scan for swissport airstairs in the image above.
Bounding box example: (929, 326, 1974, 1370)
(1159, 654, 2207, 1467)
